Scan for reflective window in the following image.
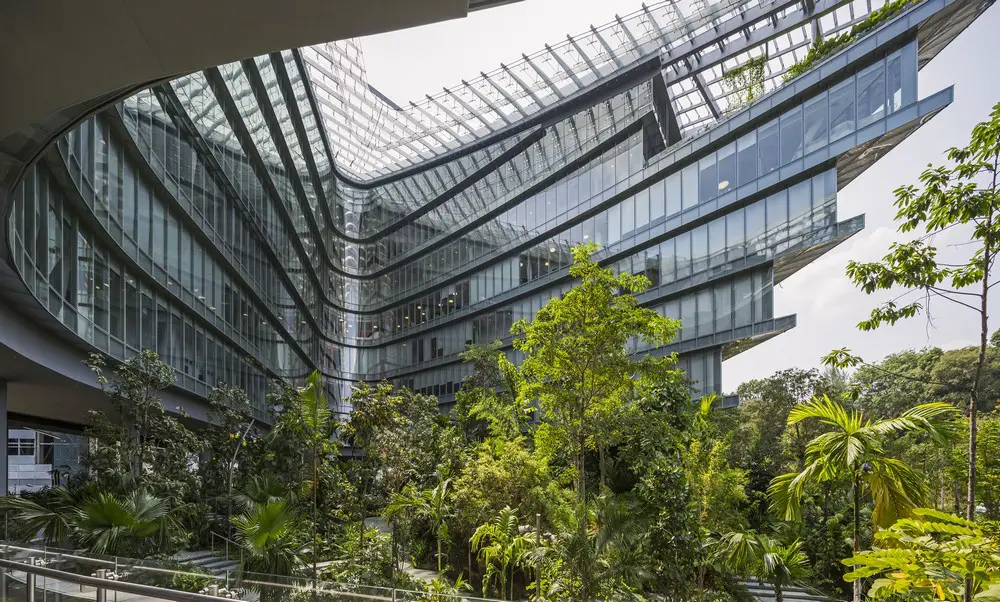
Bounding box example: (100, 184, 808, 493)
(780, 106, 803, 164)
(803, 93, 828, 155)
(758, 119, 780, 175)
(829, 78, 856, 140)
(857, 61, 886, 128)
(737, 131, 758, 185)
(717, 143, 736, 195)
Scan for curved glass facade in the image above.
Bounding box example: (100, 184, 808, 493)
(3, 0, 973, 419)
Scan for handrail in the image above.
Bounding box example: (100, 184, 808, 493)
(0, 544, 507, 602)
(0, 556, 231, 602)
(210, 531, 242, 565)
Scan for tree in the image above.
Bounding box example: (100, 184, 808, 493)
(344, 381, 406, 530)
(233, 499, 305, 581)
(716, 532, 809, 602)
(839, 102, 1000, 542)
(769, 395, 958, 602)
(511, 242, 678, 601)
(470, 506, 533, 600)
(385, 470, 454, 574)
(84, 350, 201, 500)
(686, 397, 749, 589)
(199, 385, 261, 544)
(295, 371, 334, 582)
(843, 508, 1000, 601)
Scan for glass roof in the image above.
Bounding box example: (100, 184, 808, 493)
(302, 0, 898, 182)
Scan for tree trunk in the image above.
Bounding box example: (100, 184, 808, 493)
(437, 534, 442, 574)
(598, 445, 607, 490)
(312, 446, 319, 586)
(775, 584, 783, 602)
(852, 475, 862, 602)
(967, 182, 993, 602)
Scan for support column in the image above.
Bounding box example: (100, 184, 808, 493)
(0, 381, 7, 497)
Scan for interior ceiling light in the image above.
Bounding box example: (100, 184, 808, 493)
(718, 180, 730, 190)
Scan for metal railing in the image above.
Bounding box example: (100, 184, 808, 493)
(210, 531, 243, 568)
(0, 543, 502, 602)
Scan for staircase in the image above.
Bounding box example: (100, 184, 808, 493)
(171, 549, 239, 577)
(743, 581, 836, 602)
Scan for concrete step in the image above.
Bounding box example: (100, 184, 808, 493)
(171, 550, 218, 564)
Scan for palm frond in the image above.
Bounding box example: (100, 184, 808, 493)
(864, 402, 959, 446)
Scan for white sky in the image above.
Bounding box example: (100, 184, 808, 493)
(359, 0, 1000, 393)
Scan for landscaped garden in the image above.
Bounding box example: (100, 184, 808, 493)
(5, 100, 1000, 602)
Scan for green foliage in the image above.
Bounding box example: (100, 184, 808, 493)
(385, 470, 454, 574)
(85, 350, 202, 502)
(471, 506, 534, 600)
(1, 484, 182, 557)
(232, 499, 306, 578)
(723, 55, 768, 113)
(769, 395, 958, 602)
(322, 525, 398, 587)
(512, 241, 679, 498)
(980, 413, 1000, 519)
(171, 567, 215, 593)
(715, 532, 810, 602)
(843, 508, 1000, 600)
(783, 0, 920, 82)
(769, 396, 957, 527)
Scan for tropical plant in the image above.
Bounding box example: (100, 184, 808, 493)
(511, 242, 679, 600)
(0, 486, 78, 546)
(232, 499, 305, 579)
(73, 489, 182, 557)
(295, 370, 334, 581)
(385, 470, 454, 574)
(769, 395, 958, 602)
(837, 100, 1000, 548)
(84, 350, 202, 501)
(843, 508, 1000, 601)
(470, 506, 534, 600)
(716, 532, 810, 602)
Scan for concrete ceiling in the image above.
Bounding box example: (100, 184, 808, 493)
(0, 0, 471, 140)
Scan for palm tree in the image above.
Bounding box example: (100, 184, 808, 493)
(717, 532, 809, 602)
(291, 370, 332, 583)
(384, 471, 453, 574)
(1, 486, 78, 547)
(470, 506, 533, 600)
(232, 499, 305, 579)
(768, 395, 957, 602)
(73, 489, 179, 557)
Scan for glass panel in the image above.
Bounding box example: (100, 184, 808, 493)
(758, 119, 780, 175)
(696, 289, 713, 338)
(737, 131, 758, 185)
(682, 163, 699, 210)
(717, 143, 736, 195)
(699, 154, 718, 203)
(829, 77, 856, 141)
(650, 179, 665, 221)
(676, 231, 691, 280)
(780, 106, 803, 163)
(726, 209, 745, 261)
(681, 295, 696, 340)
(714, 283, 732, 332)
(803, 92, 828, 155)
(692, 225, 708, 274)
(886, 50, 903, 113)
(857, 60, 887, 128)
(666, 171, 682, 216)
(734, 276, 752, 327)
